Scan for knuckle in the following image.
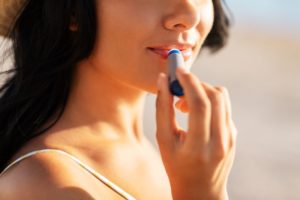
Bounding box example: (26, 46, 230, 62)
(191, 95, 211, 110)
(210, 90, 224, 104)
(180, 71, 191, 81)
(202, 98, 211, 107)
(215, 86, 228, 94)
(190, 95, 202, 105)
(196, 102, 211, 116)
(212, 146, 227, 160)
(211, 136, 230, 160)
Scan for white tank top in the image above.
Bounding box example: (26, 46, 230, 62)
(0, 149, 136, 200)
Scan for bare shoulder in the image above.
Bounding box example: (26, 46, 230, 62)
(0, 151, 96, 200)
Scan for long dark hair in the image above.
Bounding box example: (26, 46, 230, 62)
(0, 0, 231, 172)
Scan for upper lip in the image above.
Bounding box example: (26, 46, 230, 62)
(148, 43, 196, 51)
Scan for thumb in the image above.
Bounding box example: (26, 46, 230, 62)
(156, 73, 178, 150)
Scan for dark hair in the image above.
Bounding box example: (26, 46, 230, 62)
(202, 0, 231, 52)
(0, 0, 230, 172)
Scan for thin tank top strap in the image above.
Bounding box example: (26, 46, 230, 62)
(0, 149, 136, 200)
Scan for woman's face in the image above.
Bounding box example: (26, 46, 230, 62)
(90, 0, 214, 94)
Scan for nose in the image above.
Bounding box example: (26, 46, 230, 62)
(163, 0, 201, 32)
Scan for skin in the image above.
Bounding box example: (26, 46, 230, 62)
(0, 0, 237, 199)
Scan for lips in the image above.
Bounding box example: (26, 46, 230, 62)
(147, 45, 195, 61)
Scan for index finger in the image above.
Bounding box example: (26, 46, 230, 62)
(175, 67, 211, 148)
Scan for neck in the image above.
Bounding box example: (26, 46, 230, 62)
(58, 58, 148, 144)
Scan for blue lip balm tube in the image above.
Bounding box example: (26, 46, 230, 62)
(167, 49, 185, 97)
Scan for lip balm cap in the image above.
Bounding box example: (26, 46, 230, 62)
(168, 49, 181, 56)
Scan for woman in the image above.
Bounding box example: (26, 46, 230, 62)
(0, 0, 237, 199)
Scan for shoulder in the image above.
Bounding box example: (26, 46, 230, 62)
(0, 150, 95, 200)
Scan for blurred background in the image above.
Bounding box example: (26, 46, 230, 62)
(143, 0, 300, 199)
(1, 0, 299, 199)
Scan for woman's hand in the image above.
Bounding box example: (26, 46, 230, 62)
(155, 67, 237, 200)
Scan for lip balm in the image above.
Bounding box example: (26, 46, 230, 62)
(168, 49, 185, 96)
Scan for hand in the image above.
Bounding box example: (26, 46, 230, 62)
(155, 67, 237, 200)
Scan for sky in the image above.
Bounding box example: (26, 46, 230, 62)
(226, 0, 300, 35)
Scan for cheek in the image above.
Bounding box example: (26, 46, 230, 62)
(92, 1, 159, 78)
(97, 0, 155, 42)
(93, 4, 145, 68)
(198, 2, 215, 39)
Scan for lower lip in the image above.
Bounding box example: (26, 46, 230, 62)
(147, 48, 193, 61)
